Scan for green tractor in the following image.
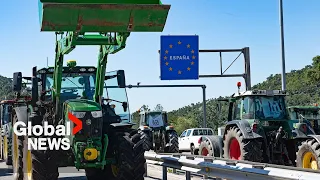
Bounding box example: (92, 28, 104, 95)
(10, 1, 171, 180)
(0, 100, 14, 165)
(138, 110, 179, 153)
(0, 78, 31, 166)
(287, 105, 320, 134)
(199, 83, 320, 170)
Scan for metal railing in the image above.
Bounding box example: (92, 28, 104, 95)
(144, 152, 320, 180)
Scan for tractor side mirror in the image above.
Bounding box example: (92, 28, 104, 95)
(117, 70, 126, 88)
(31, 66, 39, 106)
(122, 102, 128, 112)
(13, 72, 23, 92)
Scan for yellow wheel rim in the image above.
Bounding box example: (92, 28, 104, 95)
(111, 165, 119, 177)
(27, 150, 32, 180)
(13, 133, 18, 170)
(302, 152, 318, 170)
(3, 136, 8, 160)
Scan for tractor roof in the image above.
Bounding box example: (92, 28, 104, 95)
(233, 90, 287, 98)
(0, 100, 16, 104)
(287, 106, 320, 111)
(139, 110, 166, 115)
(38, 66, 97, 74)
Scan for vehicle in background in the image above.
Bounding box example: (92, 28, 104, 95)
(138, 110, 179, 153)
(287, 105, 320, 134)
(178, 128, 217, 155)
(0, 100, 14, 165)
(198, 82, 320, 170)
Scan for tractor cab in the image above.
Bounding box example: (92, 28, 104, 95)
(0, 100, 14, 128)
(139, 111, 168, 129)
(230, 90, 288, 121)
(37, 60, 97, 103)
(288, 106, 320, 134)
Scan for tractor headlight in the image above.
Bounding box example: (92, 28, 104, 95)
(91, 111, 102, 118)
(72, 111, 86, 118)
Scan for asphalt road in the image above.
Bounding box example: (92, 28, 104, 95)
(0, 151, 204, 180)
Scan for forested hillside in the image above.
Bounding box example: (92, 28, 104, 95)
(132, 55, 320, 134)
(0, 76, 14, 100)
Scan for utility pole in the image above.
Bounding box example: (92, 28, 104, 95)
(279, 0, 286, 90)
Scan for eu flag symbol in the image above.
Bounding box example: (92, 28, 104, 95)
(160, 35, 199, 80)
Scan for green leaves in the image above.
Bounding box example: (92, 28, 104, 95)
(0, 76, 14, 100)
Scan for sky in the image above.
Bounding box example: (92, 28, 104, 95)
(1, 0, 320, 112)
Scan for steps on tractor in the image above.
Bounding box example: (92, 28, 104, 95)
(38, 0, 170, 32)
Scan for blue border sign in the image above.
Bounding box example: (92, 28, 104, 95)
(160, 35, 199, 80)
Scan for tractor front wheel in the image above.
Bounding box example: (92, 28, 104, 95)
(296, 139, 320, 170)
(139, 130, 153, 151)
(12, 115, 23, 180)
(31, 150, 59, 180)
(164, 130, 179, 153)
(223, 126, 263, 162)
(199, 136, 222, 157)
(86, 129, 146, 180)
(111, 130, 145, 180)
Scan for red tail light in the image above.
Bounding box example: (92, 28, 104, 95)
(301, 124, 307, 133)
(198, 137, 202, 144)
(252, 123, 258, 132)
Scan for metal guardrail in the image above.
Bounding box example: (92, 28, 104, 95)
(144, 152, 320, 180)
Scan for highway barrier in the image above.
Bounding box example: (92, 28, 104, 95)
(144, 152, 320, 180)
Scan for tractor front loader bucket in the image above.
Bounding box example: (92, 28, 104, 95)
(38, 0, 170, 32)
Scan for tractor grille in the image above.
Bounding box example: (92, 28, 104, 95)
(75, 112, 103, 139)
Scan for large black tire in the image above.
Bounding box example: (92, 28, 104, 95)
(11, 115, 24, 180)
(223, 126, 263, 162)
(190, 144, 198, 155)
(199, 136, 222, 157)
(85, 129, 145, 180)
(139, 130, 153, 151)
(3, 135, 12, 165)
(12, 135, 24, 180)
(164, 130, 179, 153)
(31, 150, 59, 180)
(296, 139, 320, 170)
(0, 135, 3, 160)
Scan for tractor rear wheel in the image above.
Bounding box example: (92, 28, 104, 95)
(223, 126, 263, 162)
(164, 130, 179, 153)
(139, 130, 153, 151)
(296, 139, 320, 170)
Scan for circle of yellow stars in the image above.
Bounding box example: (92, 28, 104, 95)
(163, 40, 196, 75)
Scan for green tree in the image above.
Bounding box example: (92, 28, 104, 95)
(154, 104, 163, 111)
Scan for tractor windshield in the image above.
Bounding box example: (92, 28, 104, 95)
(145, 112, 165, 128)
(0, 104, 10, 124)
(45, 73, 96, 102)
(103, 71, 130, 122)
(295, 109, 320, 120)
(242, 95, 287, 120)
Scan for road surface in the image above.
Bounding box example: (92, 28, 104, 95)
(0, 154, 205, 180)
